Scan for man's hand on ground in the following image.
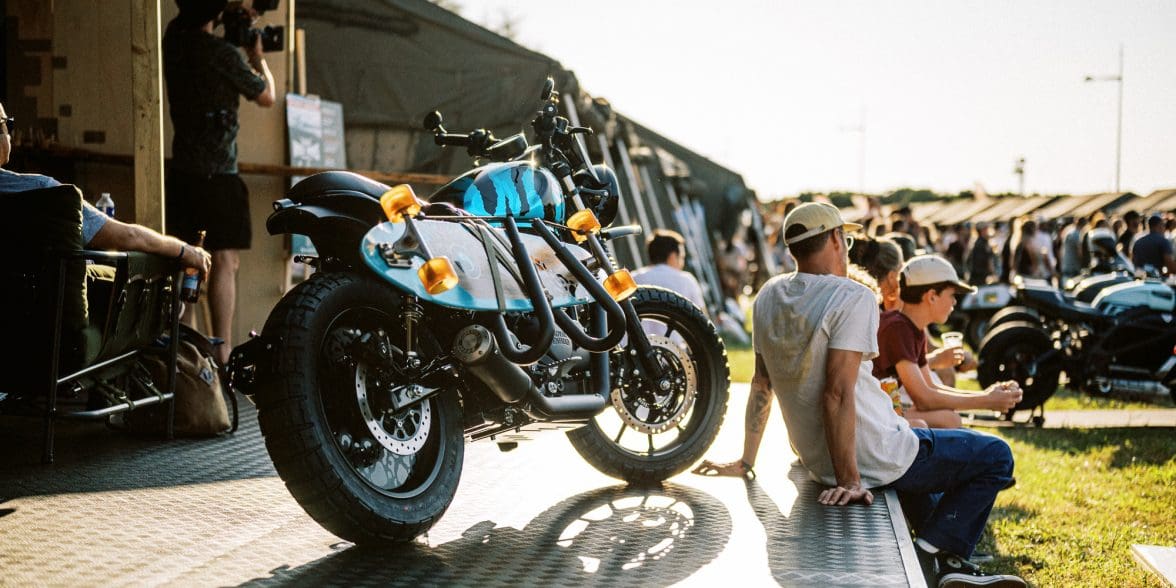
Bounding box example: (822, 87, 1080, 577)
(692, 459, 753, 479)
(818, 483, 873, 506)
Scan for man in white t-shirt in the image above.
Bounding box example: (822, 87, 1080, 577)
(632, 229, 707, 313)
(721, 203, 1023, 588)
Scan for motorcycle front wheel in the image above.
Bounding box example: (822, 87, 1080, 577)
(567, 287, 729, 484)
(255, 272, 463, 544)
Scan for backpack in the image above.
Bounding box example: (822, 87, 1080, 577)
(126, 325, 238, 436)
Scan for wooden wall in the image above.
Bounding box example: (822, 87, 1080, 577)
(6, 0, 293, 349)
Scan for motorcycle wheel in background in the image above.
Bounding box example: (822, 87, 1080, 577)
(964, 310, 995, 350)
(977, 321, 1061, 412)
(255, 272, 463, 544)
(985, 305, 1043, 335)
(567, 287, 729, 484)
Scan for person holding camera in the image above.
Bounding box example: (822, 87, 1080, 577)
(163, 0, 276, 364)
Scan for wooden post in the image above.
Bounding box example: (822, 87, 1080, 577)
(295, 28, 307, 95)
(130, 0, 165, 231)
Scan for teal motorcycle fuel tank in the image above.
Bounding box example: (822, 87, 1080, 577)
(428, 161, 566, 222)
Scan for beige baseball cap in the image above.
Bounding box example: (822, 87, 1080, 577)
(900, 255, 976, 293)
(783, 202, 863, 245)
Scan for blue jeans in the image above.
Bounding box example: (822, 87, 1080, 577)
(889, 428, 1014, 558)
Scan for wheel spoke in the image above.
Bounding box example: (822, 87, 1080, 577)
(663, 325, 676, 339)
(647, 434, 655, 454)
(614, 423, 626, 444)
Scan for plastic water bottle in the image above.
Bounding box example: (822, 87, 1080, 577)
(96, 192, 116, 218)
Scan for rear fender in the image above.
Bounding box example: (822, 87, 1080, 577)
(226, 333, 280, 397)
(266, 196, 384, 264)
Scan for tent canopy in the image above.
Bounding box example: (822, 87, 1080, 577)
(301, 0, 580, 174)
(1120, 189, 1176, 215)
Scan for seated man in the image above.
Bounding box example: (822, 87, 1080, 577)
(875, 255, 1021, 428)
(738, 203, 1024, 587)
(631, 229, 707, 312)
(0, 100, 210, 274)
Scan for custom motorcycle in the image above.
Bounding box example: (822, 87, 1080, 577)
(228, 79, 729, 544)
(977, 273, 1176, 425)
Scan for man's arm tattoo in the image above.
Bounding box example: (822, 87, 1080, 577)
(746, 377, 773, 435)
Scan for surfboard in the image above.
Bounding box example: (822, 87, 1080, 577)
(361, 219, 596, 312)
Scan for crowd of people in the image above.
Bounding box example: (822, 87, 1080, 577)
(765, 201, 1176, 288)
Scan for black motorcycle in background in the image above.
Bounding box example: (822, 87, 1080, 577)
(229, 79, 730, 544)
(977, 270, 1176, 424)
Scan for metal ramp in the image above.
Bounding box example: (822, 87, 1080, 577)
(0, 383, 924, 586)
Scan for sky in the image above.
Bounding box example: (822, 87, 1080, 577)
(460, 1, 1176, 200)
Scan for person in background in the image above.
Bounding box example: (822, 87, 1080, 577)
(0, 101, 211, 275)
(850, 236, 904, 312)
(1118, 210, 1141, 255)
(1058, 216, 1087, 281)
(164, 0, 276, 364)
(1132, 214, 1176, 275)
(632, 229, 707, 312)
(965, 222, 996, 286)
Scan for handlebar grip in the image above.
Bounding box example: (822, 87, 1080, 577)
(434, 133, 470, 147)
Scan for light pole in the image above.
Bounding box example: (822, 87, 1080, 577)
(1084, 44, 1124, 193)
(839, 106, 866, 195)
(1013, 157, 1025, 197)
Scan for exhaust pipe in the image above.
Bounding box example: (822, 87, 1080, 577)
(452, 325, 606, 420)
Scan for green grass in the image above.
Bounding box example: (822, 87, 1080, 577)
(955, 374, 1165, 411)
(725, 343, 754, 384)
(979, 428, 1176, 587)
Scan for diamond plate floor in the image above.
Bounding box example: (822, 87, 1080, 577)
(0, 383, 923, 587)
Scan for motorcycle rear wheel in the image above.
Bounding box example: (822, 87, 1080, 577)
(977, 321, 1060, 411)
(567, 287, 729, 484)
(255, 272, 463, 544)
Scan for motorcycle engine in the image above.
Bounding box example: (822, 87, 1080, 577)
(535, 326, 591, 395)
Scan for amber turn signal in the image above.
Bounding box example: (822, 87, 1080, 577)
(603, 268, 637, 302)
(418, 256, 459, 295)
(566, 209, 601, 243)
(380, 184, 423, 223)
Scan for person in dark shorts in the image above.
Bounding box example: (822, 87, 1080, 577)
(164, 0, 275, 363)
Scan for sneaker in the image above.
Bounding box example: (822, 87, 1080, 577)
(933, 552, 1025, 588)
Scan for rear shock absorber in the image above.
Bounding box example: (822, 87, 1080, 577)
(402, 295, 424, 365)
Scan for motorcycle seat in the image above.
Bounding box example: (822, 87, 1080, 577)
(288, 171, 392, 203)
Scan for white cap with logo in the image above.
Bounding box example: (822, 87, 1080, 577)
(900, 255, 976, 293)
(783, 202, 863, 245)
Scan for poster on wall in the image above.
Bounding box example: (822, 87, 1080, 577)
(285, 93, 346, 287)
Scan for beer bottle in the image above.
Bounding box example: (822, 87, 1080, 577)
(181, 230, 206, 303)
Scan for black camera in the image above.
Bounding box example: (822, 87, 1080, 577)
(223, 0, 285, 53)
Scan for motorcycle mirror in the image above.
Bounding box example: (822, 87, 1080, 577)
(541, 77, 555, 101)
(423, 111, 444, 132)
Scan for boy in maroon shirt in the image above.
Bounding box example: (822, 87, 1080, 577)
(873, 255, 1021, 427)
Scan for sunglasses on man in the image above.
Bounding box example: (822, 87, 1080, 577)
(2, 117, 13, 134)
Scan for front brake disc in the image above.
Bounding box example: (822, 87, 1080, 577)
(610, 334, 697, 434)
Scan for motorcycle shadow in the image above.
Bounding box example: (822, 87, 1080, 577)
(236, 482, 732, 587)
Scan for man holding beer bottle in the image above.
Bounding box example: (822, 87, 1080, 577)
(0, 101, 211, 274)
